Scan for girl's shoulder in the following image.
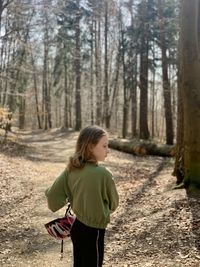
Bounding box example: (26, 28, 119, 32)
(95, 164, 113, 177)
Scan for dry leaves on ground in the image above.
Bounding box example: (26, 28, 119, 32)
(1, 130, 200, 267)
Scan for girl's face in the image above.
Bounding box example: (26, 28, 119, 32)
(91, 135, 109, 162)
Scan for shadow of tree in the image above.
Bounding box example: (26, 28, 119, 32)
(107, 158, 169, 230)
(104, 158, 196, 264)
(0, 129, 78, 163)
(186, 190, 200, 252)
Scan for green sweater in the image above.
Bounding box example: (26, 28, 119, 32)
(45, 163, 119, 229)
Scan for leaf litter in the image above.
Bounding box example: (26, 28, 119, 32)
(0, 129, 200, 267)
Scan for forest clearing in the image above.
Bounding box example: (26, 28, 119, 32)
(1, 129, 200, 267)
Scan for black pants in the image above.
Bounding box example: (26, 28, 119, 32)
(70, 219, 105, 267)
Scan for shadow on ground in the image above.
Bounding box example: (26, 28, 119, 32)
(186, 191, 200, 254)
(0, 128, 78, 163)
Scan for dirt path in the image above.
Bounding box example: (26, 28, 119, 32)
(1, 129, 200, 267)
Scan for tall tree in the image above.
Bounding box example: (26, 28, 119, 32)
(54, 0, 75, 129)
(0, 0, 14, 105)
(103, 0, 109, 128)
(42, 0, 52, 129)
(94, 19, 102, 125)
(177, 0, 200, 189)
(158, 0, 174, 145)
(124, 0, 138, 138)
(30, 47, 42, 129)
(139, 0, 150, 139)
(87, 0, 103, 125)
(119, 7, 129, 138)
(74, 0, 82, 130)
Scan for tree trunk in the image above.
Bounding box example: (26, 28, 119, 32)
(90, 19, 94, 124)
(150, 67, 155, 138)
(139, 0, 150, 140)
(42, 1, 52, 130)
(158, 0, 174, 145)
(43, 28, 50, 130)
(109, 44, 121, 123)
(95, 19, 102, 125)
(19, 95, 25, 129)
(75, 0, 82, 131)
(104, 0, 109, 128)
(127, 0, 137, 138)
(63, 43, 69, 129)
(1, 13, 13, 107)
(31, 48, 42, 129)
(173, 63, 184, 184)
(179, 0, 200, 188)
(120, 9, 128, 138)
(109, 138, 175, 157)
(131, 67, 137, 137)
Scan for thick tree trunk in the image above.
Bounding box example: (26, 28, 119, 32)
(180, 0, 200, 188)
(109, 138, 175, 157)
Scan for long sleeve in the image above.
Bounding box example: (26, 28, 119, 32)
(106, 172, 119, 213)
(45, 170, 69, 212)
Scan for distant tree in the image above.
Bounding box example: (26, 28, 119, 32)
(119, 7, 129, 138)
(42, 0, 52, 130)
(123, 0, 138, 138)
(87, 0, 104, 125)
(0, 0, 13, 28)
(158, 0, 174, 145)
(74, 0, 82, 130)
(138, 0, 150, 140)
(54, 0, 76, 129)
(127, 0, 138, 138)
(103, 0, 109, 128)
(0, 1, 14, 105)
(30, 46, 42, 129)
(0, 0, 180, 140)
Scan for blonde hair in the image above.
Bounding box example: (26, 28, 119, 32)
(67, 125, 107, 171)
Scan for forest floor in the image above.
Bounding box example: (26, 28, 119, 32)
(1, 128, 200, 267)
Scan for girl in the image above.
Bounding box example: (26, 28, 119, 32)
(45, 125, 119, 267)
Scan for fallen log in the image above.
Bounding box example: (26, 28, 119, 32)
(108, 138, 176, 157)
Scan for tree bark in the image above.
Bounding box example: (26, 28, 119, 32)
(158, 0, 174, 145)
(90, 19, 94, 124)
(95, 19, 102, 125)
(43, 20, 51, 130)
(109, 138, 175, 157)
(120, 9, 129, 138)
(104, 0, 109, 128)
(139, 0, 150, 140)
(75, 0, 82, 131)
(179, 0, 200, 188)
(63, 43, 69, 129)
